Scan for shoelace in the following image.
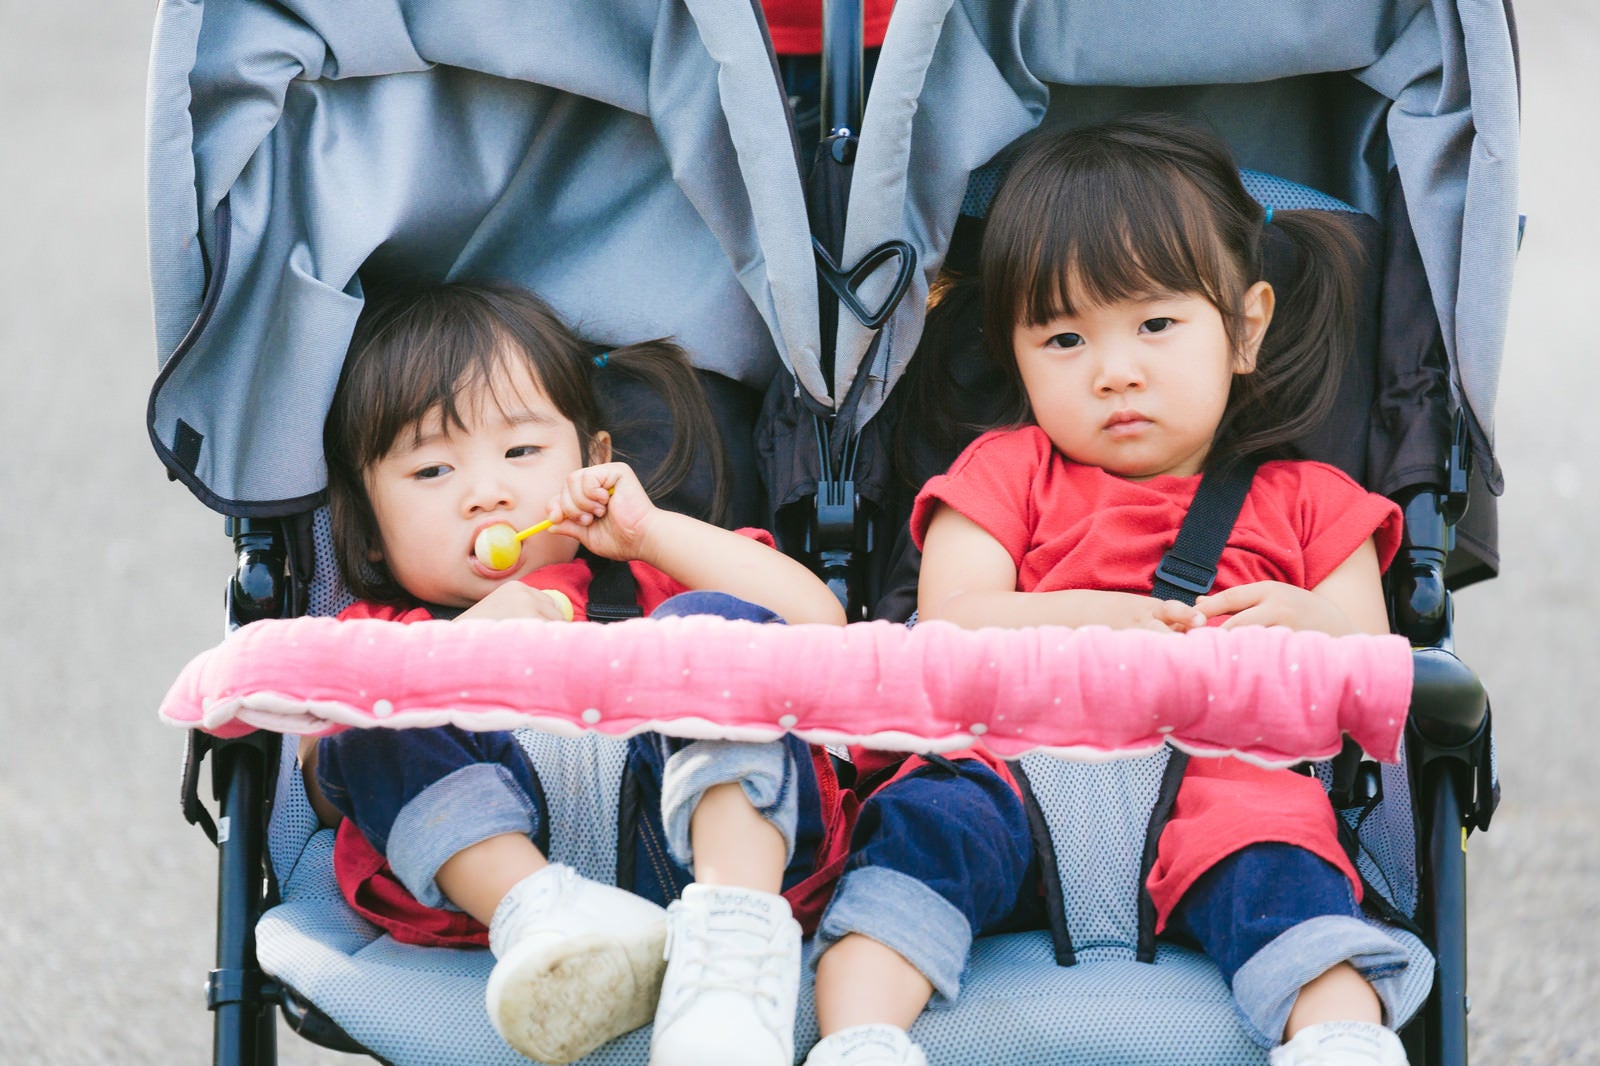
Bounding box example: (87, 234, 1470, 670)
(827, 1030, 917, 1066)
(663, 904, 792, 1011)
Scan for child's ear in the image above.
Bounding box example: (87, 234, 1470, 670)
(1235, 280, 1275, 374)
(589, 430, 612, 465)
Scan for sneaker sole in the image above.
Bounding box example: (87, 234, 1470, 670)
(487, 921, 668, 1064)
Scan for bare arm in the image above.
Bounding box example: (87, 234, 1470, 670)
(916, 504, 1203, 632)
(1193, 537, 1388, 636)
(549, 462, 846, 626)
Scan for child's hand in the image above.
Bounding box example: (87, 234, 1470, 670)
(545, 462, 656, 561)
(1195, 581, 1355, 635)
(458, 582, 574, 622)
(1149, 598, 1208, 632)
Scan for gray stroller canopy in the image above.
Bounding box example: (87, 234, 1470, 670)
(148, 0, 1518, 517)
(832, 0, 1518, 487)
(147, 0, 822, 515)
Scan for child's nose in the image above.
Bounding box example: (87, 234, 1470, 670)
(1095, 351, 1145, 393)
(463, 475, 515, 515)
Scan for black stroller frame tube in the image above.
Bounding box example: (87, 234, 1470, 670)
(1420, 756, 1471, 1066)
(209, 733, 280, 1066)
(820, 0, 863, 140)
(204, 517, 296, 1066)
(1394, 484, 1493, 1066)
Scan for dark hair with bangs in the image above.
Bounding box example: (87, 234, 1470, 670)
(325, 282, 727, 604)
(980, 114, 1362, 469)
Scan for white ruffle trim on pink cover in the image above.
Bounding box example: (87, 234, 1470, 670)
(158, 617, 1413, 766)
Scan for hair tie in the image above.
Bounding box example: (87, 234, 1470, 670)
(592, 351, 610, 369)
(1262, 207, 1274, 226)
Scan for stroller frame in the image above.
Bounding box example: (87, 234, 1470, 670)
(159, 2, 1509, 1063)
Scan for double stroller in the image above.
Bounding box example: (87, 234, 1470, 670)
(146, 0, 1517, 1063)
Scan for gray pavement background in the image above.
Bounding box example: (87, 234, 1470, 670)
(0, 2, 1593, 1063)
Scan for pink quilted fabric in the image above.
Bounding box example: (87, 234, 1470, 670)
(158, 617, 1413, 766)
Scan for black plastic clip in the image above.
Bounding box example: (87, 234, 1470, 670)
(813, 238, 917, 330)
(1151, 553, 1217, 601)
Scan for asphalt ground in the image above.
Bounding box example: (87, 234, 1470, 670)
(0, 2, 1593, 1063)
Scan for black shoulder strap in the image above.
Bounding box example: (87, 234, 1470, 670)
(1136, 458, 1259, 962)
(583, 552, 644, 623)
(1149, 460, 1260, 606)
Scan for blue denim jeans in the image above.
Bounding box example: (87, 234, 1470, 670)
(1166, 842, 1412, 1046)
(627, 658, 1039, 1006)
(313, 590, 766, 909)
(818, 758, 1040, 1005)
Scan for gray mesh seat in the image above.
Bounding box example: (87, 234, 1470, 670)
(258, 731, 1434, 1064)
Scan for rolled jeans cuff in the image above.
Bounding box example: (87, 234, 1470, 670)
(816, 866, 974, 1007)
(387, 763, 540, 910)
(661, 739, 797, 867)
(1232, 915, 1412, 1047)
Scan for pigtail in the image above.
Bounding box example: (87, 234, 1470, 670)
(890, 271, 1031, 491)
(599, 340, 731, 526)
(1212, 209, 1364, 467)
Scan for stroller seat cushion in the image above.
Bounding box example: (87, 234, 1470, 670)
(160, 614, 1412, 767)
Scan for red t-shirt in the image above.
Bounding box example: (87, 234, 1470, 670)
(911, 426, 1404, 928)
(762, 0, 893, 53)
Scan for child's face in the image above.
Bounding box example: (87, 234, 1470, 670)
(1011, 282, 1269, 480)
(363, 353, 606, 607)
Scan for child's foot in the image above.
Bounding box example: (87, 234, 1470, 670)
(803, 1023, 929, 1065)
(648, 884, 801, 1066)
(1269, 1021, 1409, 1066)
(485, 863, 668, 1064)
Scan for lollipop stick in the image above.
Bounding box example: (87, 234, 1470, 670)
(513, 485, 613, 541)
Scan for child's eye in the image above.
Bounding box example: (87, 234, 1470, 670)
(506, 445, 543, 459)
(1140, 317, 1176, 334)
(413, 464, 450, 480)
(1045, 332, 1084, 350)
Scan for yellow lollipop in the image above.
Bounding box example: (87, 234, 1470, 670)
(539, 588, 575, 621)
(473, 520, 552, 571)
(473, 488, 615, 571)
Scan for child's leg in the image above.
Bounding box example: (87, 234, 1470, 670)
(1167, 843, 1411, 1063)
(804, 759, 1036, 1065)
(314, 723, 547, 914)
(641, 591, 812, 1066)
(316, 725, 666, 1064)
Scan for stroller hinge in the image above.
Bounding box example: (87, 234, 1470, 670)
(206, 967, 280, 1010)
(227, 517, 291, 628)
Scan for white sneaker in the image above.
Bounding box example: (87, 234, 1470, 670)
(1269, 1022, 1409, 1066)
(485, 863, 668, 1064)
(648, 884, 802, 1066)
(803, 1023, 929, 1065)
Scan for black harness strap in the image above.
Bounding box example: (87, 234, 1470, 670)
(1135, 459, 1259, 963)
(584, 552, 644, 623)
(1149, 460, 1259, 606)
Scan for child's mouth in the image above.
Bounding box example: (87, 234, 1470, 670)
(1103, 410, 1152, 436)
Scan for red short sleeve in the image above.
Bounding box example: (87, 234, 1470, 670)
(910, 429, 1048, 569)
(1280, 463, 1404, 587)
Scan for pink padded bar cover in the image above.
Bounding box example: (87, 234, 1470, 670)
(159, 617, 1412, 766)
